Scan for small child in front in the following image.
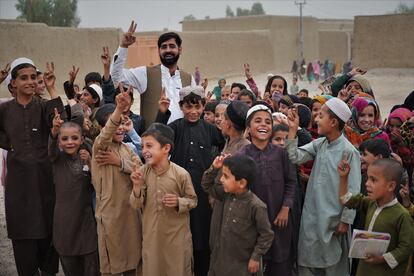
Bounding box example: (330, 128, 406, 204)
(202, 154, 274, 276)
(129, 123, 197, 276)
(49, 114, 99, 276)
(338, 158, 414, 276)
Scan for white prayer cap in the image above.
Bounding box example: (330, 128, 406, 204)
(325, 97, 351, 123)
(179, 86, 205, 101)
(4, 57, 35, 87)
(88, 83, 103, 101)
(246, 104, 272, 121)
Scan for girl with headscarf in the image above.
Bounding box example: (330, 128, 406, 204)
(344, 97, 389, 148)
(386, 107, 414, 185)
(212, 78, 226, 101)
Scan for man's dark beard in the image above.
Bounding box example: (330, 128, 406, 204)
(160, 53, 180, 67)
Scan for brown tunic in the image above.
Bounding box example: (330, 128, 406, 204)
(48, 136, 97, 256)
(206, 137, 250, 249)
(91, 118, 142, 274)
(0, 97, 64, 239)
(130, 162, 197, 276)
(202, 166, 274, 276)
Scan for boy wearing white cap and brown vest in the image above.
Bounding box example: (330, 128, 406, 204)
(285, 98, 361, 275)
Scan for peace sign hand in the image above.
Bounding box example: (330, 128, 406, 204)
(51, 108, 64, 138)
(158, 87, 170, 113)
(43, 62, 56, 89)
(121, 21, 137, 48)
(101, 46, 111, 67)
(68, 65, 79, 84)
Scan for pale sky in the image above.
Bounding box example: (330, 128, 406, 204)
(0, 0, 412, 31)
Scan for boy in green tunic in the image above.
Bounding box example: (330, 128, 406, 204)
(338, 158, 414, 276)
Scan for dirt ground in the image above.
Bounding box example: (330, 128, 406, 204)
(0, 68, 413, 275)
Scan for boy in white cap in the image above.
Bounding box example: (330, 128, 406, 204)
(285, 98, 361, 276)
(0, 58, 64, 275)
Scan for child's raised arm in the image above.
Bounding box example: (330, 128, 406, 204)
(338, 153, 351, 204)
(0, 62, 10, 84)
(43, 62, 59, 99)
(201, 154, 230, 200)
(49, 108, 64, 161)
(129, 156, 145, 210)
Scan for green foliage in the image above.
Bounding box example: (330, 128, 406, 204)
(250, 2, 266, 16)
(226, 5, 235, 17)
(183, 14, 196, 21)
(227, 2, 265, 17)
(394, 3, 414, 14)
(16, 0, 80, 27)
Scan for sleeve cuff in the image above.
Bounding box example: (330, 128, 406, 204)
(383, 252, 398, 269)
(250, 252, 261, 261)
(177, 197, 190, 214)
(340, 191, 353, 204)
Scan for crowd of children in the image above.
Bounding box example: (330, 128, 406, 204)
(0, 25, 414, 276)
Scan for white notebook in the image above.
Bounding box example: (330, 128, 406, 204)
(349, 229, 391, 259)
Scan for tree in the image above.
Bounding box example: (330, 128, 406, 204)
(227, 2, 266, 17)
(16, 0, 80, 27)
(226, 5, 234, 17)
(394, 3, 414, 14)
(236, 7, 250, 17)
(250, 2, 266, 16)
(183, 14, 196, 21)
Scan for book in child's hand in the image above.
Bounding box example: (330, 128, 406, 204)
(348, 229, 391, 259)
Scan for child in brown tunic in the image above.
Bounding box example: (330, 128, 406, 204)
(49, 115, 99, 276)
(202, 154, 274, 276)
(130, 123, 197, 276)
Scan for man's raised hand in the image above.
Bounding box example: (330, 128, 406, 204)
(121, 21, 137, 48)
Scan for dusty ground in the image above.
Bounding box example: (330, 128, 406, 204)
(0, 68, 413, 275)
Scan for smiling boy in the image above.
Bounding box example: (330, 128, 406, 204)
(156, 85, 225, 276)
(338, 158, 414, 276)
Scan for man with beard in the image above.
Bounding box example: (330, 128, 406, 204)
(111, 21, 195, 126)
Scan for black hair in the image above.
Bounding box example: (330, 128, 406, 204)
(179, 93, 206, 107)
(326, 108, 345, 131)
(11, 63, 36, 79)
(272, 123, 289, 134)
(223, 155, 256, 188)
(298, 89, 309, 96)
(84, 72, 102, 86)
(59, 121, 83, 136)
(371, 159, 404, 188)
(237, 89, 256, 103)
(231, 82, 246, 91)
(204, 100, 219, 113)
(299, 97, 313, 110)
(142, 125, 175, 154)
(359, 139, 391, 158)
(36, 70, 42, 76)
(265, 75, 288, 95)
(158, 32, 182, 48)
